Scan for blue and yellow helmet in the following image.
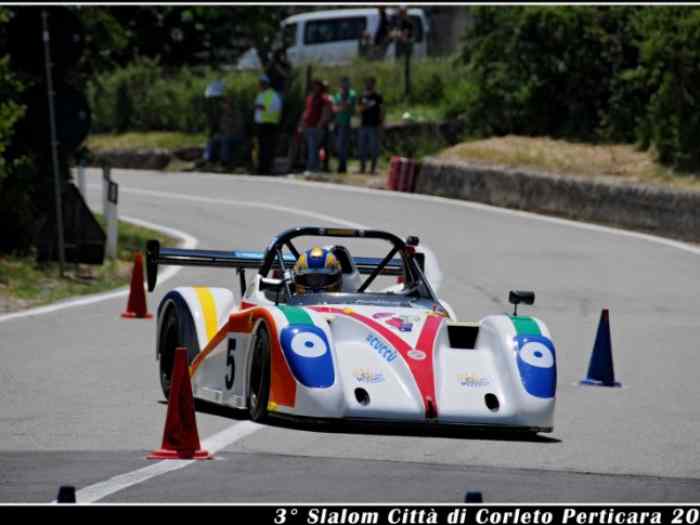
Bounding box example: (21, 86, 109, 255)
(293, 246, 342, 294)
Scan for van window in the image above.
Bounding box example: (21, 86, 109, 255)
(304, 17, 368, 45)
(283, 22, 297, 47)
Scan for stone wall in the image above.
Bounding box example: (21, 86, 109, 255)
(416, 158, 700, 243)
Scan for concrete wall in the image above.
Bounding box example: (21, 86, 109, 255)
(416, 158, 700, 243)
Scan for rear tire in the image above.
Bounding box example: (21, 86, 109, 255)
(158, 297, 200, 400)
(248, 323, 271, 422)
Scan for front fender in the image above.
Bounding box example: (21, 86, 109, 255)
(156, 287, 235, 358)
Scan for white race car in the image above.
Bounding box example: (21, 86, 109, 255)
(146, 227, 556, 432)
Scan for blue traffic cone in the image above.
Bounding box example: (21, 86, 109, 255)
(580, 309, 622, 387)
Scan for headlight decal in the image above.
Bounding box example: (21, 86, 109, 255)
(280, 324, 334, 388)
(513, 334, 557, 398)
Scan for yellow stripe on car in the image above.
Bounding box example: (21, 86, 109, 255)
(194, 287, 217, 343)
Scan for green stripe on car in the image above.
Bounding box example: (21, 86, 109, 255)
(509, 316, 541, 336)
(278, 305, 314, 325)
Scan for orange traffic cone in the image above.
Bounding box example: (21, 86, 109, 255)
(121, 252, 153, 319)
(148, 347, 212, 460)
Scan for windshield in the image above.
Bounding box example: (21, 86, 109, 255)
(287, 292, 441, 311)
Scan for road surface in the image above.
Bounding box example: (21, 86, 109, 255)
(1, 169, 699, 502)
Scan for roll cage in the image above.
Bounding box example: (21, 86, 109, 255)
(145, 226, 438, 302)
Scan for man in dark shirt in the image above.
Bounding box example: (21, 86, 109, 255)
(357, 77, 384, 175)
(394, 7, 415, 59)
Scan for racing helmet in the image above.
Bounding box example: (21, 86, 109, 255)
(293, 246, 342, 294)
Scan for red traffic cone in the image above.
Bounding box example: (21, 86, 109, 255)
(148, 347, 212, 460)
(121, 252, 153, 319)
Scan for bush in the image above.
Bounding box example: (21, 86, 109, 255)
(86, 57, 469, 137)
(458, 6, 642, 141)
(631, 8, 700, 169)
(0, 8, 36, 255)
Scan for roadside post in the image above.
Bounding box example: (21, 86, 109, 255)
(42, 9, 66, 277)
(105, 178, 118, 259)
(102, 163, 118, 259)
(101, 162, 110, 215)
(77, 157, 86, 199)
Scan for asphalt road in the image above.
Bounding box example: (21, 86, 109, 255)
(1, 169, 699, 502)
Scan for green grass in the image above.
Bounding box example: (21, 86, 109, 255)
(437, 136, 700, 191)
(86, 131, 207, 152)
(0, 214, 177, 313)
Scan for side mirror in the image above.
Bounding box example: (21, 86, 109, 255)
(508, 290, 535, 316)
(145, 239, 160, 292)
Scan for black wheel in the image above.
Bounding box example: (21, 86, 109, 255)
(248, 323, 271, 422)
(157, 296, 199, 400)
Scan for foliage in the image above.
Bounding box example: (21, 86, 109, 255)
(0, 7, 36, 255)
(457, 5, 700, 170)
(458, 6, 641, 140)
(72, 6, 289, 74)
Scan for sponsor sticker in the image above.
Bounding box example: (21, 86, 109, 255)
(407, 349, 426, 361)
(457, 373, 490, 388)
(353, 368, 385, 384)
(366, 334, 398, 363)
(372, 312, 420, 332)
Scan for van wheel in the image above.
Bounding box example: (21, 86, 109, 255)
(248, 324, 271, 422)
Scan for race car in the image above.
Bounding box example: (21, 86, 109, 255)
(145, 226, 556, 432)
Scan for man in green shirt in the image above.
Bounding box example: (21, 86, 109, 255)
(332, 77, 357, 174)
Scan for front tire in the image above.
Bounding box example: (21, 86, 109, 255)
(158, 296, 200, 400)
(248, 323, 271, 422)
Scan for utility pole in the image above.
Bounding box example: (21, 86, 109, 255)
(42, 10, 66, 277)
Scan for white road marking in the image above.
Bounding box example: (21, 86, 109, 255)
(170, 171, 700, 257)
(111, 185, 444, 290)
(72, 421, 262, 503)
(0, 217, 197, 324)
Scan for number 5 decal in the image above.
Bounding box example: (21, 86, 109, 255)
(225, 338, 236, 389)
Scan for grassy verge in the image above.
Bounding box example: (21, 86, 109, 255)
(437, 136, 700, 191)
(0, 214, 177, 314)
(86, 131, 207, 152)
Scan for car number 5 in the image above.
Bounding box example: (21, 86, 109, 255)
(225, 339, 236, 389)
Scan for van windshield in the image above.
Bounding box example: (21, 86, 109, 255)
(304, 16, 368, 45)
(282, 22, 297, 48)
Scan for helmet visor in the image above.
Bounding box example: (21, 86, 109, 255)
(296, 270, 341, 291)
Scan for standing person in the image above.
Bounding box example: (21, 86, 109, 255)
(394, 6, 415, 59)
(372, 6, 391, 60)
(332, 76, 357, 174)
(298, 79, 332, 174)
(254, 74, 282, 175)
(266, 47, 292, 96)
(320, 80, 332, 172)
(357, 77, 384, 175)
(220, 95, 246, 168)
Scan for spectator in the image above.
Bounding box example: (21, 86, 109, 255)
(219, 95, 245, 167)
(205, 95, 244, 168)
(320, 80, 332, 172)
(299, 79, 332, 174)
(372, 7, 391, 60)
(357, 77, 384, 175)
(266, 47, 292, 96)
(332, 76, 357, 174)
(393, 6, 415, 59)
(254, 74, 283, 175)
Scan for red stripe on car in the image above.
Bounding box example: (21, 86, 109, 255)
(310, 306, 443, 418)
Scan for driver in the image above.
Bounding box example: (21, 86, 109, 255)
(293, 246, 342, 294)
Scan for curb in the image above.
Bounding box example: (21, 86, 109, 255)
(415, 158, 700, 243)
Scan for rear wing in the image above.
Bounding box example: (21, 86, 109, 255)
(144, 239, 414, 292)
